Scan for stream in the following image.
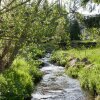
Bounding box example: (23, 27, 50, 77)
(31, 54, 93, 100)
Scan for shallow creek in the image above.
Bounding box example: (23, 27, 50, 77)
(31, 54, 94, 100)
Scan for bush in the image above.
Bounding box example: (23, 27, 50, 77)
(51, 50, 68, 66)
(79, 68, 90, 89)
(0, 75, 7, 99)
(66, 67, 80, 78)
(20, 45, 45, 61)
(0, 57, 43, 100)
(30, 65, 43, 83)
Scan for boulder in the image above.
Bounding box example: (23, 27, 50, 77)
(69, 58, 80, 67)
(95, 95, 100, 100)
(81, 58, 91, 65)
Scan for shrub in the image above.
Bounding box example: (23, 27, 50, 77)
(79, 68, 90, 89)
(51, 50, 68, 66)
(30, 66, 43, 83)
(66, 67, 80, 78)
(0, 74, 7, 99)
(0, 57, 42, 100)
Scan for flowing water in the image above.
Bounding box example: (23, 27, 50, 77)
(31, 54, 94, 100)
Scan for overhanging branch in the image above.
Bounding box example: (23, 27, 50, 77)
(0, 0, 30, 15)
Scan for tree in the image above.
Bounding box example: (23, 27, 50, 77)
(0, 0, 43, 72)
(69, 19, 81, 40)
(0, 0, 70, 72)
(82, 0, 100, 5)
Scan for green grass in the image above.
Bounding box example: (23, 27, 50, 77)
(65, 48, 100, 64)
(79, 64, 100, 95)
(51, 47, 100, 96)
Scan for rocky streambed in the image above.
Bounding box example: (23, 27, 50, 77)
(31, 54, 93, 100)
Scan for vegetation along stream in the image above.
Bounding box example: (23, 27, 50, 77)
(0, 0, 100, 99)
(31, 54, 93, 100)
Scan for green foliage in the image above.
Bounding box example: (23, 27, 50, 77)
(0, 0, 70, 71)
(0, 75, 7, 99)
(0, 0, 99, 99)
(0, 57, 43, 100)
(82, 0, 100, 5)
(94, 0, 100, 3)
(82, 0, 90, 5)
(66, 67, 79, 78)
(51, 50, 68, 66)
(70, 20, 81, 40)
(66, 66, 81, 78)
(20, 44, 45, 61)
(0, 1, 70, 99)
(86, 28, 100, 45)
(79, 64, 100, 95)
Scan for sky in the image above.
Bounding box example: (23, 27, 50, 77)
(49, 0, 100, 16)
(78, 2, 100, 16)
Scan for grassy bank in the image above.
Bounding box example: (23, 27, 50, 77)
(51, 47, 100, 98)
(0, 57, 43, 100)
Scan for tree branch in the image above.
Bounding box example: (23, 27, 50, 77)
(0, 0, 30, 15)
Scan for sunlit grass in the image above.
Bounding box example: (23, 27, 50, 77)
(68, 47, 100, 62)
